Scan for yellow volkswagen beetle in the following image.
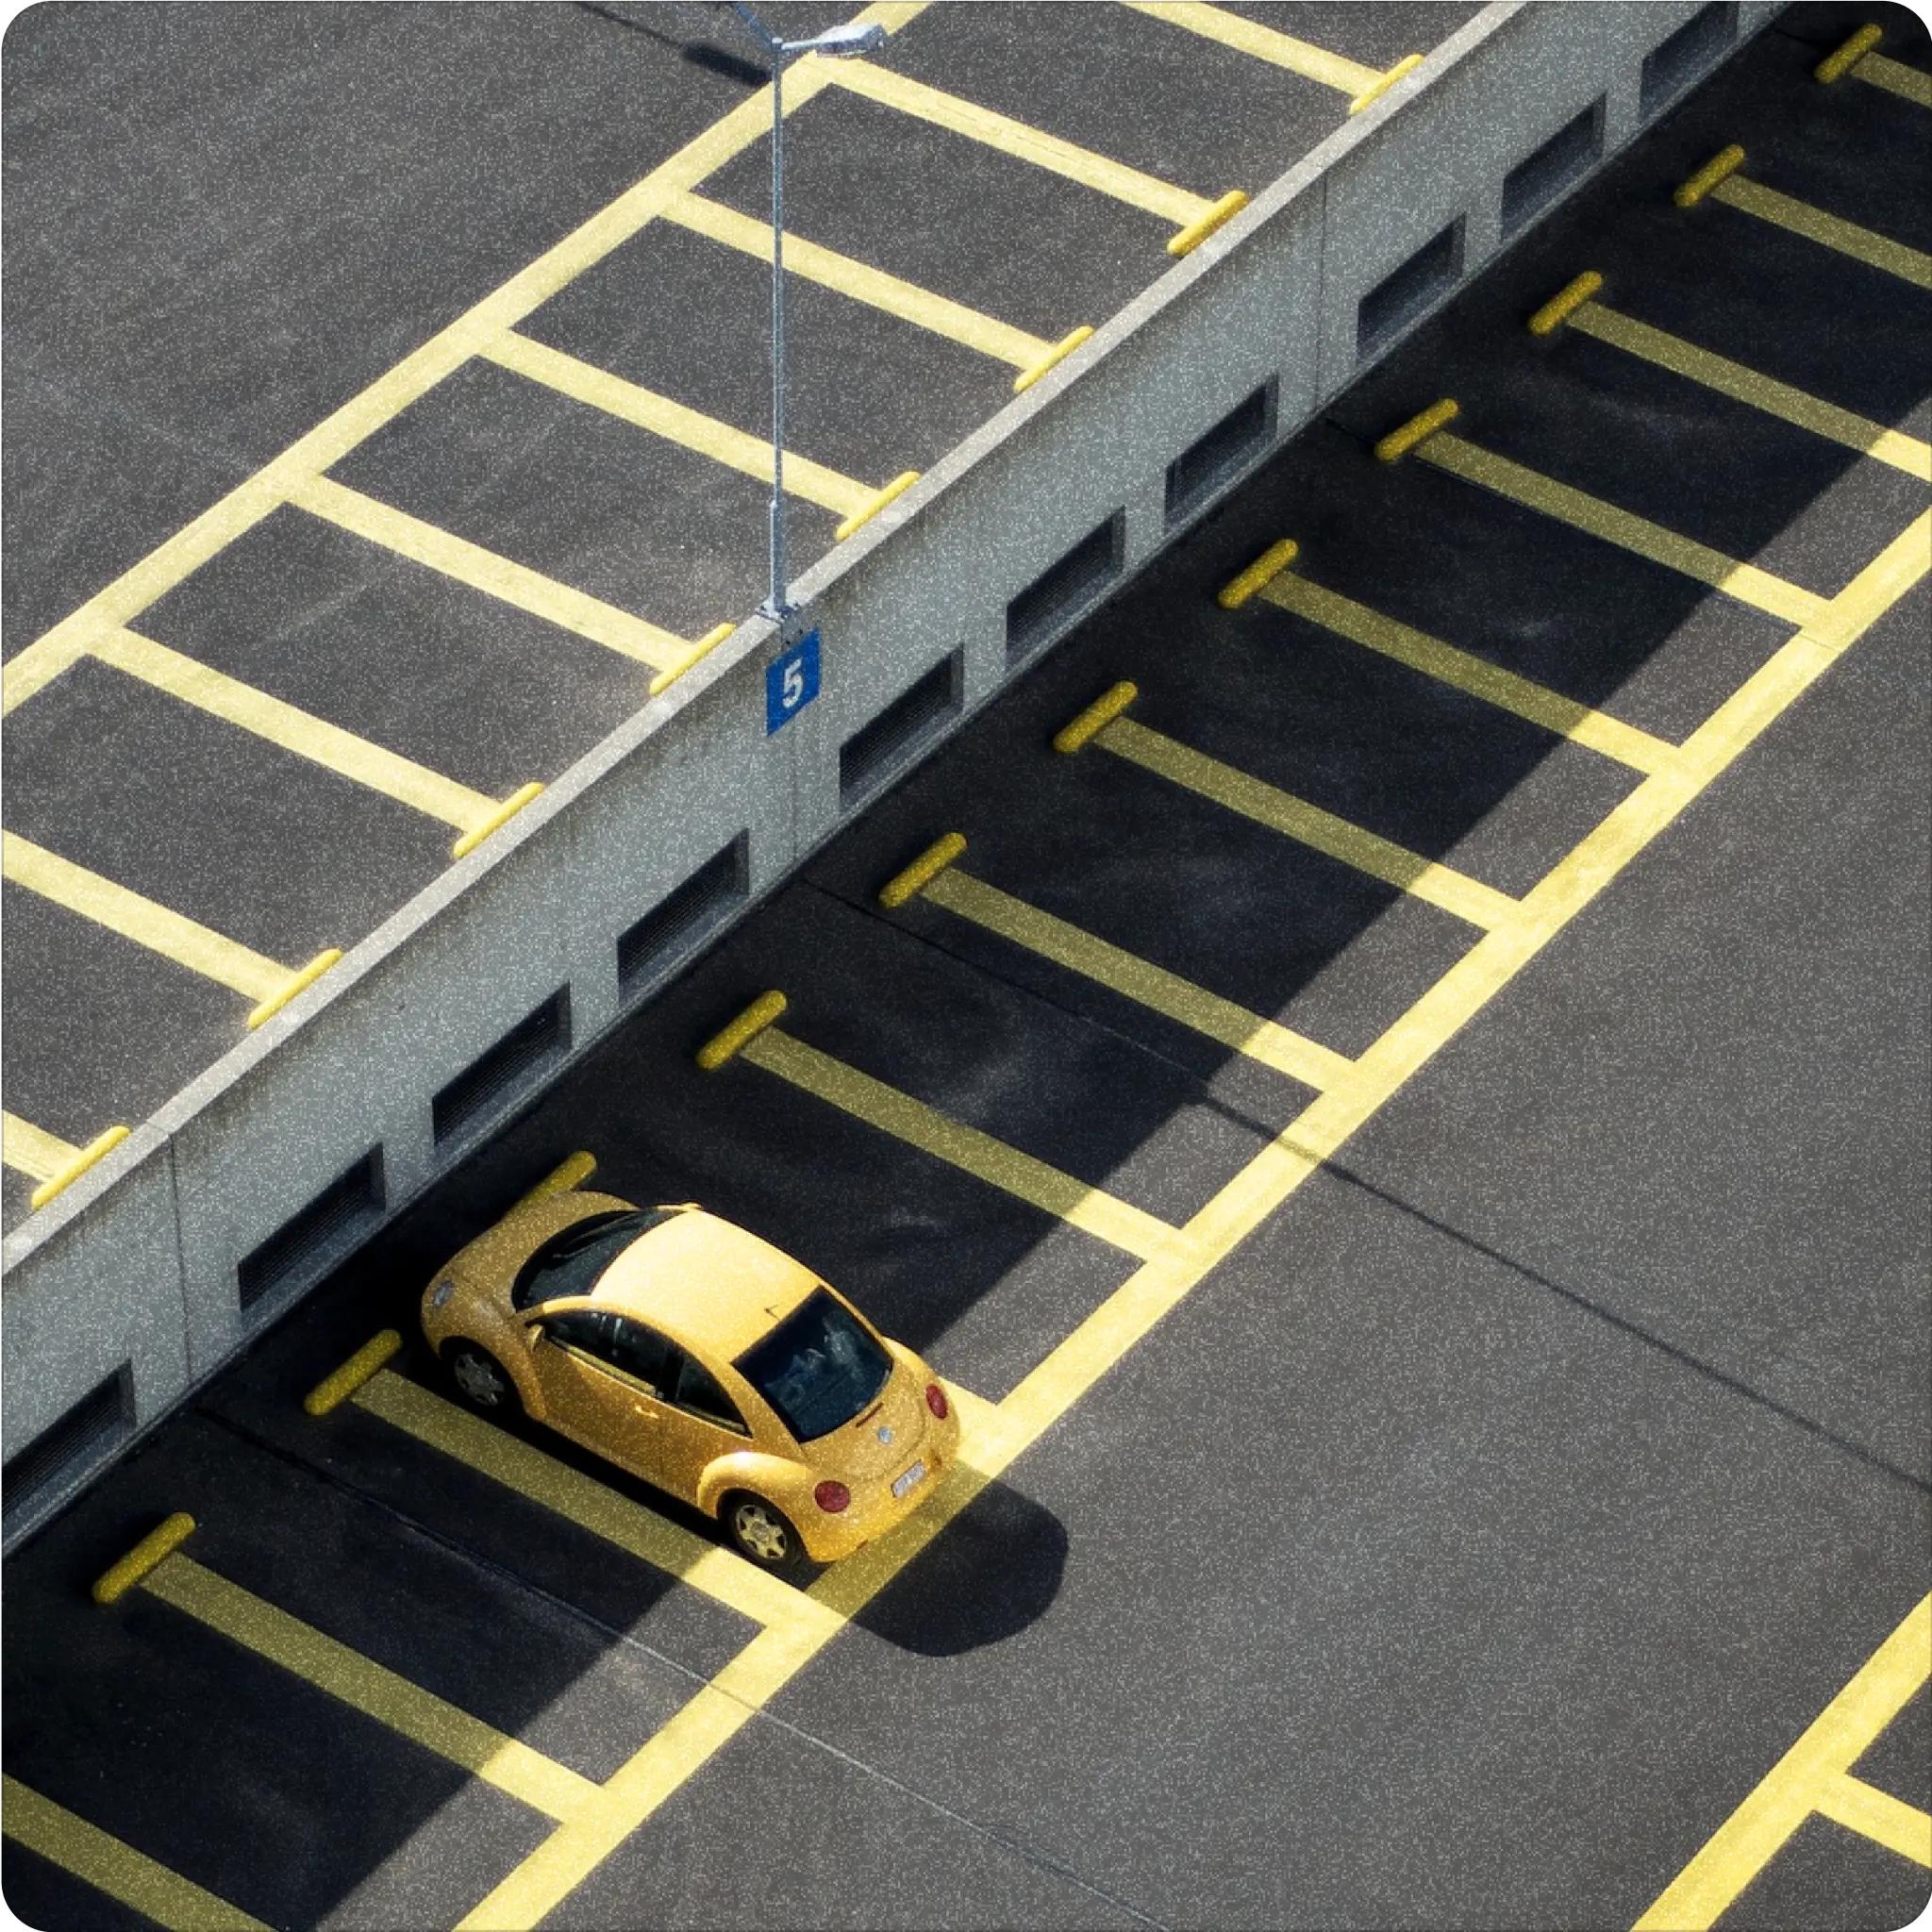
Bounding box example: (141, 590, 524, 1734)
(420, 1187, 959, 1569)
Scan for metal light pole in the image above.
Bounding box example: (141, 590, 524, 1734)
(725, 7, 885, 619)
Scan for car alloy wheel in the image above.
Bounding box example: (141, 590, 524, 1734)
(725, 1494, 796, 1567)
(447, 1343, 513, 1412)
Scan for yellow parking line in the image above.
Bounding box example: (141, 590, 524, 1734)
(1635, 1593, 1932, 1927)
(0, 2, 927, 725)
(821, 58, 1211, 225)
(741, 1024, 1202, 1265)
(139, 1554, 599, 1823)
(1811, 1773, 1932, 1865)
(1566, 300, 1931, 479)
(662, 192, 1049, 369)
(1710, 175, 1932, 288)
(1, 831, 289, 1003)
(1123, 2, 1381, 93)
(1858, 52, 1932, 107)
(90, 628, 498, 828)
(1, 1775, 272, 1932)
(350, 1369, 827, 1637)
(290, 474, 688, 671)
(446, 506, 1932, 1929)
(920, 863, 1356, 1090)
(1, 1111, 79, 1184)
(1094, 713, 1522, 930)
(1258, 569, 1675, 774)
(482, 330, 875, 519)
(1419, 432, 1834, 629)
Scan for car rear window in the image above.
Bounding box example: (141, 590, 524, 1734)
(734, 1289, 891, 1442)
(509, 1208, 674, 1310)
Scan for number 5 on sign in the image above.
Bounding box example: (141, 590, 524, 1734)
(767, 630, 821, 734)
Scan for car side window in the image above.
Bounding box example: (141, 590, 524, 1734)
(540, 1308, 615, 1357)
(672, 1354, 748, 1434)
(601, 1317, 675, 1397)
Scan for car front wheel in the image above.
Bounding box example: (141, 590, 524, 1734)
(444, 1341, 518, 1414)
(721, 1491, 803, 1570)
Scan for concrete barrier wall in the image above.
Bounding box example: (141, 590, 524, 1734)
(2, 0, 1778, 1548)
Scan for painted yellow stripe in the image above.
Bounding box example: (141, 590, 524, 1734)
(483, 330, 874, 518)
(662, 192, 1048, 368)
(923, 864, 1355, 1090)
(91, 628, 496, 827)
(1, 831, 289, 1002)
(1711, 175, 1932, 288)
(1258, 570, 1676, 773)
(1420, 433, 1833, 629)
(1096, 714, 1521, 930)
(1124, 1, 1380, 92)
(1636, 1594, 1932, 1927)
(1859, 52, 1932, 107)
(141, 1555, 597, 1822)
(741, 1025, 1199, 1265)
(452, 506, 1932, 1928)
(1, 1776, 272, 1932)
(0, 1, 927, 724)
(290, 475, 687, 671)
(1811, 1773, 1932, 1865)
(351, 1369, 825, 1637)
(1568, 302, 1931, 480)
(1006, 512, 1930, 1448)
(822, 59, 1210, 225)
(1, 1112, 79, 1184)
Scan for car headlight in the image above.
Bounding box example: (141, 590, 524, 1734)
(428, 1277, 456, 1309)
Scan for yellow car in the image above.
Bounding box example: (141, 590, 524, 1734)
(420, 1188, 960, 1569)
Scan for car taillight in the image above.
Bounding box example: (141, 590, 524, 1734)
(813, 1480, 850, 1513)
(924, 1383, 949, 1421)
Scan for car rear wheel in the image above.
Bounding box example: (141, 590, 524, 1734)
(721, 1491, 803, 1570)
(443, 1341, 518, 1414)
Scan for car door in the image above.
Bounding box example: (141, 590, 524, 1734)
(526, 1307, 670, 1482)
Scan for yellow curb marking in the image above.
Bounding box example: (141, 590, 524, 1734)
(1636, 1594, 1932, 1926)
(662, 192, 1049, 369)
(1124, 3, 1380, 92)
(741, 1023, 1205, 1267)
(1256, 568, 1675, 774)
(1419, 433, 1835, 628)
(2, 1776, 272, 1932)
(1564, 301, 1931, 480)
(1711, 175, 1932, 288)
(483, 330, 875, 519)
(1095, 711, 1523, 930)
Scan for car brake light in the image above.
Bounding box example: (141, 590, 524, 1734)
(924, 1383, 948, 1421)
(813, 1480, 851, 1513)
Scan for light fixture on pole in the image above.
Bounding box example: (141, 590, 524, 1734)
(724, 5, 887, 621)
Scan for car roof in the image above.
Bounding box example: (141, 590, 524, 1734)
(590, 1208, 823, 1361)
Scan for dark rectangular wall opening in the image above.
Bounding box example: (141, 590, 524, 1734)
(1357, 219, 1463, 357)
(619, 836, 748, 1000)
(238, 1148, 386, 1308)
(4, 1365, 134, 1525)
(1007, 513, 1124, 663)
(1641, 4, 1735, 115)
(1502, 100, 1605, 236)
(1166, 383, 1274, 525)
(840, 652, 961, 805)
(432, 991, 570, 1148)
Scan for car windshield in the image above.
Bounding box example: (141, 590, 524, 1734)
(734, 1289, 891, 1442)
(509, 1208, 670, 1311)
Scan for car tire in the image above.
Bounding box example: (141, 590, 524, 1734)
(720, 1491, 805, 1571)
(443, 1341, 519, 1415)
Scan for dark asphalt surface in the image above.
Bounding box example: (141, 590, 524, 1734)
(2, 0, 1480, 1232)
(4, 5, 1930, 1930)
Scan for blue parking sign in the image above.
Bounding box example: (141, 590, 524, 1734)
(766, 630, 820, 735)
